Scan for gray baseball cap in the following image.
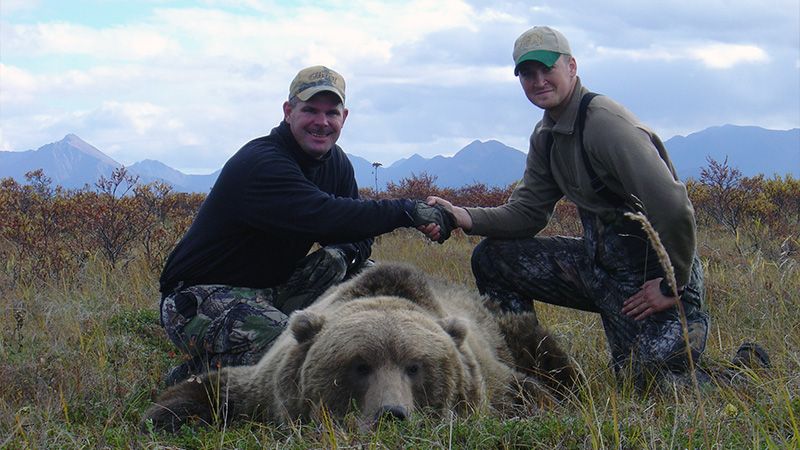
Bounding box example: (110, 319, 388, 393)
(513, 26, 572, 75)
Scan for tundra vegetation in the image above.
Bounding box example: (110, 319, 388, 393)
(0, 159, 798, 448)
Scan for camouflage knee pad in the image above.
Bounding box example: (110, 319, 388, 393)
(160, 248, 351, 369)
(161, 285, 289, 368)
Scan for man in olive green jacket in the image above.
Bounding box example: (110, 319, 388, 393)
(423, 26, 709, 387)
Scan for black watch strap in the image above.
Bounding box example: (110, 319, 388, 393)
(659, 278, 684, 297)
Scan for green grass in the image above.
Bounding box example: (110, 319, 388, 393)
(1, 227, 798, 448)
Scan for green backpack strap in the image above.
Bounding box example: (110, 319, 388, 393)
(542, 92, 624, 207)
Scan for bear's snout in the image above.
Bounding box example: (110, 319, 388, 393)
(376, 404, 409, 421)
(360, 363, 415, 425)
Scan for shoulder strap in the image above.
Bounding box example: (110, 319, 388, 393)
(576, 93, 626, 207)
(543, 131, 554, 169)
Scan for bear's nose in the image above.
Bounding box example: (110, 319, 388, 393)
(376, 405, 408, 421)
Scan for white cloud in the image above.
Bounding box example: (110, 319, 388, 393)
(688, 43, 769, 69)
(0, 64, 39, 103)
(146, 0, 480, 66)
(3, 22, 179, 61)
(0, 129, 13, 151)
(90, 101, 168, 135)
(473, 7, 524, 24)
(595, 41, 770, 69)
(358, 64, 512, 88)
(0, 63, 153, 110)
(594, 46, 676, 62)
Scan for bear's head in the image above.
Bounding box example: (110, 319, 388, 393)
(288, 296, 473, 428)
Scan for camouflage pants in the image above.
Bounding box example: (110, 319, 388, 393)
(471, 208, 709, 386)
(160, 248, 357, 373)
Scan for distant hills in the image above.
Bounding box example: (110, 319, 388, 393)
(0, 134, 220, 192)
(348, 139, 528, 190)
(664, 125, 799, 179)
(1, 125, 797, 193)
(0, 134, 122, 189)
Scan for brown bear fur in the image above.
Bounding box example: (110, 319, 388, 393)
(495, 312, 579, 398)
(142, 263, 576, 432)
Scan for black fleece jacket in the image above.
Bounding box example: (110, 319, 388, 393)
(159, 121, 414, 293)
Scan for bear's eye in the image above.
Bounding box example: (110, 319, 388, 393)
(406, 363, 421, 377)
(354, 362, 371, 377)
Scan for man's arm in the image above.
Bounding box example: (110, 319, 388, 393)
(464, 131, 562, 238)
(324, 153, 375, 271)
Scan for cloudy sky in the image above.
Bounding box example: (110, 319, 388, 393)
(2, 0, 798, 174)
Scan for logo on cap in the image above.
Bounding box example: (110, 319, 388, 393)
(519, 33, 544, 49)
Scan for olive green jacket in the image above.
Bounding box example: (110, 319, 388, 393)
(466, 78, 697, 287)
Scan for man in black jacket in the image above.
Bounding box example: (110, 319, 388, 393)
(159, 65, 453, 384)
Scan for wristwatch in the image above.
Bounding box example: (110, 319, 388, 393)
(659, 278, 685, 297)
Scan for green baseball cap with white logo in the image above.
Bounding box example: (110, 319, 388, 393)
(289, 65, 346, 104)
(513, 26, 572, 75)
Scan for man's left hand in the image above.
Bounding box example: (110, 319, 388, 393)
(622, 277, 678, 321)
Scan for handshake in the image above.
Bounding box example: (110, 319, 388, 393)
(408, 200, 458, 244)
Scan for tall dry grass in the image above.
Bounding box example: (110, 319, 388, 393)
(1, 216, 798, 448)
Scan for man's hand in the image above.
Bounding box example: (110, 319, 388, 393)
(409, 201, 457, 244)
(622, 277, 678, 321)
(417, 196, 473, 242)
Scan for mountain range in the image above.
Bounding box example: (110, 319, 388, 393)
(1, 125, 797, 193)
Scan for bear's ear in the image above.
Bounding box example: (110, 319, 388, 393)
(289, 311, 325, 344)
(438, 317, 468, 347)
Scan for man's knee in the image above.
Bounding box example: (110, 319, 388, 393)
(471, 238, 506, 298)
(637, 312, 709, 375)
(471, 238, 507, 282)
(212, 301, 287, 349)
(470, 238, 490, 280)
(470, 238, 533, 313)
(162, 285, 289, 364)
(161, 291, 206, 354)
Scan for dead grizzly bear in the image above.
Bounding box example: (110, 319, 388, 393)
(143, 263, 576, 431)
